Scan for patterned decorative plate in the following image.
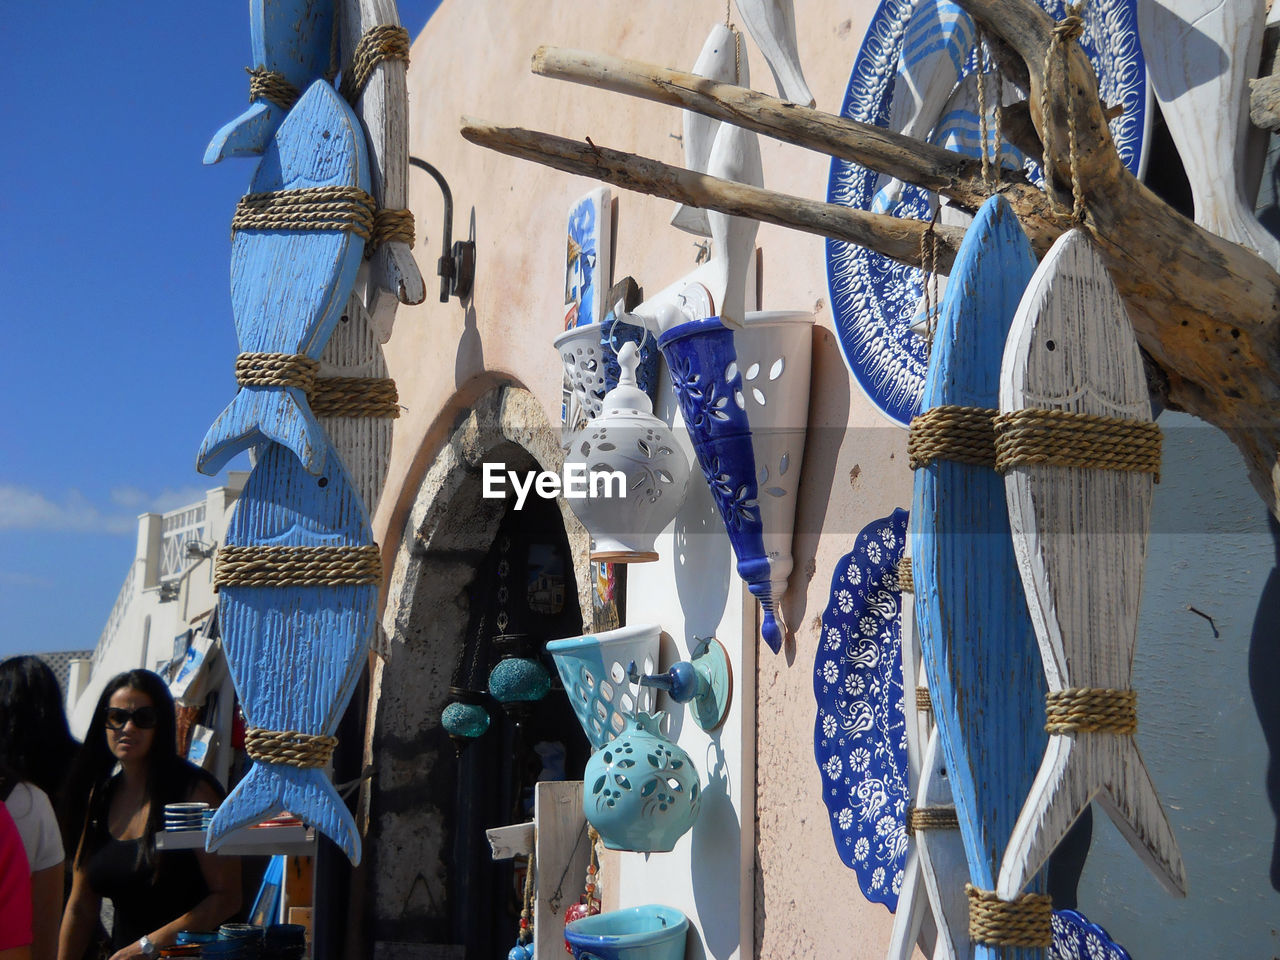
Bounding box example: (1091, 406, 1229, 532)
(1051, 909, 1132, 960)
(825, 0, 1148, 426)
(813, 507, 910, 909)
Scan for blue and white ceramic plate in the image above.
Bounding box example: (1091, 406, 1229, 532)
(813, 507, 910, 909)
(1051, 909, 1132, 960)
(825, 0, 1149, 426)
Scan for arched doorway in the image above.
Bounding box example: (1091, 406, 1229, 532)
(364, 385, 593, 954)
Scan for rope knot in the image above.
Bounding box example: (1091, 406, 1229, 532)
(245, 727, 338, 768)
(1053, 14, 1085, 43)
(908, 405, 998, 470)
(1045, 687, 1138, 735)
(966, 886, 1053, 947)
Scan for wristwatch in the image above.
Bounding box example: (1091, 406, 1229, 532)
(139, 936, 157, 958)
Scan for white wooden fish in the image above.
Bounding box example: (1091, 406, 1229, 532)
(205, 0, 335, 164)
(1138, 0, 1280, 263)
(997, 229, 1187, 899)
(735, 0, 815, 106)
(914, 730, 971, 960)
(341, 0, 426, 342)
(672, 24, 741, 237)
(197, 80, 370, 478)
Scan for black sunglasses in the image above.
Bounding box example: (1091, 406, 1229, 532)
(105, 706, 158, 731)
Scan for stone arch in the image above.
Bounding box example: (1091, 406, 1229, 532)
(362, 384, 590, 946)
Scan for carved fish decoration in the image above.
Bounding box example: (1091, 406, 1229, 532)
(910, 195, 1048, 960)
(735, 0, 815, 106)
(672, 24, 742, 237)
(997, 229, 1187, 899)
(208, 441, 377, 864)
(197, 80, 371, 478)
(205, 0, 336, 164)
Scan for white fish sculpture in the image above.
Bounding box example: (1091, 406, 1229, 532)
(997, 229, 1187, 899)
(197, 80, 371, 478)
(1138, 0, 1279, 263)
(735, 0, 815, 106)
(673, 24, 742, 237)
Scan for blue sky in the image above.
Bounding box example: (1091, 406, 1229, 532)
(0, 1, 441, 657)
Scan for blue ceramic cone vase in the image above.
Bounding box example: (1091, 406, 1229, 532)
(657, 313, 812, 652)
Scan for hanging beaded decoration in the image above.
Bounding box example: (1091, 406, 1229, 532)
(562, 827, 602, 952)
(508, 841, 536, 960)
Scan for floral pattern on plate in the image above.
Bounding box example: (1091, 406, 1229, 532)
(1051, 909, 1132, 960)
(813, 507, 910, 909)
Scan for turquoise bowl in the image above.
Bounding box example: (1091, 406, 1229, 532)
(564, 904, 689, 960)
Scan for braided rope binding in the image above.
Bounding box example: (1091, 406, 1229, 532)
(906, 805, 959, 834)
(916, 686, 932, 712)
(232, 186, 377, 241)
(994, 408, 1162, 479)
(246, 66, 301, 110)
(244, 727, 338, 769)
(908, 405, 998, 470)
(234, 353, 320, 392)
(215, 545, 383, 589)
(966, 885, 1053, 947)
(896, 556, 914, 593)
(370, 208, 416, 250)
(1045, 687, 1138, 735)
(311, 377, 400, 419)
(343, 24, 410, 102)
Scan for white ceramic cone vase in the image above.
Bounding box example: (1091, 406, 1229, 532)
(657, 310, 813, 652)
(563, 343, 691, 563)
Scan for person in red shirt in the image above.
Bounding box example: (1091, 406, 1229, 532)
(0, 801, 33, 959)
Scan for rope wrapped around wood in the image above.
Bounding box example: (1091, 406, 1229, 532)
(244, 727, 338, 768)
(215, 545, 383, 589)
(993, 408, 1162, 480)
(916, 686, 932, 712)
(311, 376, 401, 419)
(246, 66, 301, 111)
(1044, 687, 1138, 735)
(907, 405, 998, 469)
(342, 24, 410, 102)
(896, 556, 914, 593)
(235, 353, 321, 392)
(906, 805, 959, 834)
(965, 885, 1053, 947)
(232, 186, 377, 241)
(371, 207, 416, 250)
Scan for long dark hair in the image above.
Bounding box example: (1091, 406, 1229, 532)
(0, 655, 80, 804)
(65, 669, 214, 870)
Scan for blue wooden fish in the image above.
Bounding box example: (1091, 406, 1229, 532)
(197, 80, 370, 478)
(208, 440, 377, 865)
(205, 0, 336, 164)
(910, 195, 1047, 960)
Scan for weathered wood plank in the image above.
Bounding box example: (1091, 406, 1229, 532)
(197, 81, 370, 478)
(205, 0, 336, 163)
(1138, 0, 1279, 262)
(485, 822, 534, 860)
(209, 441, 377, 865)
(534, 781, 591, 960)
(997, 229, 1186, 898)
(341, 0, 426, 342)
(910, 194, 1046, 959)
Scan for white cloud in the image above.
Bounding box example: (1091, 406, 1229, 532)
(0, 570, 52, 588)
(0, 483, 206, 535)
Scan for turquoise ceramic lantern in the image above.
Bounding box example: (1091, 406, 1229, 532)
(441, 701, 490, 739)
(488, 656, 552, 703)
(583, 712, 700, 853)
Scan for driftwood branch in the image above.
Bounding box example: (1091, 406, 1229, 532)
(459, 118, 967, 270)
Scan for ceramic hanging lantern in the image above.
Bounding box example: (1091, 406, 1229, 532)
(563, 342, 690, 563)
(582, 711, 701, 853)
(657, 310, 814, 652)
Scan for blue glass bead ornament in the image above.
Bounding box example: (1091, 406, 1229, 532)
(564, 904, 689, 960)
(507, 944, 532, 960)
(441, 701, 490, 740)
(489, 657, 552, 704)
(583, 712, 700, 853)
(657, 311, 813, 653)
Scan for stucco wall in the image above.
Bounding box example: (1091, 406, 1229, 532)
(377, 2, 909, 957)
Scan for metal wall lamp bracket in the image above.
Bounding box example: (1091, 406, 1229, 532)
(409, 156, 476, 303)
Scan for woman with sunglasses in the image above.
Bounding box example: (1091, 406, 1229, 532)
(58, 671, 240, 960)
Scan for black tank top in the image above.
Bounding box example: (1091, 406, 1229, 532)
(85, 834, 209, 948)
